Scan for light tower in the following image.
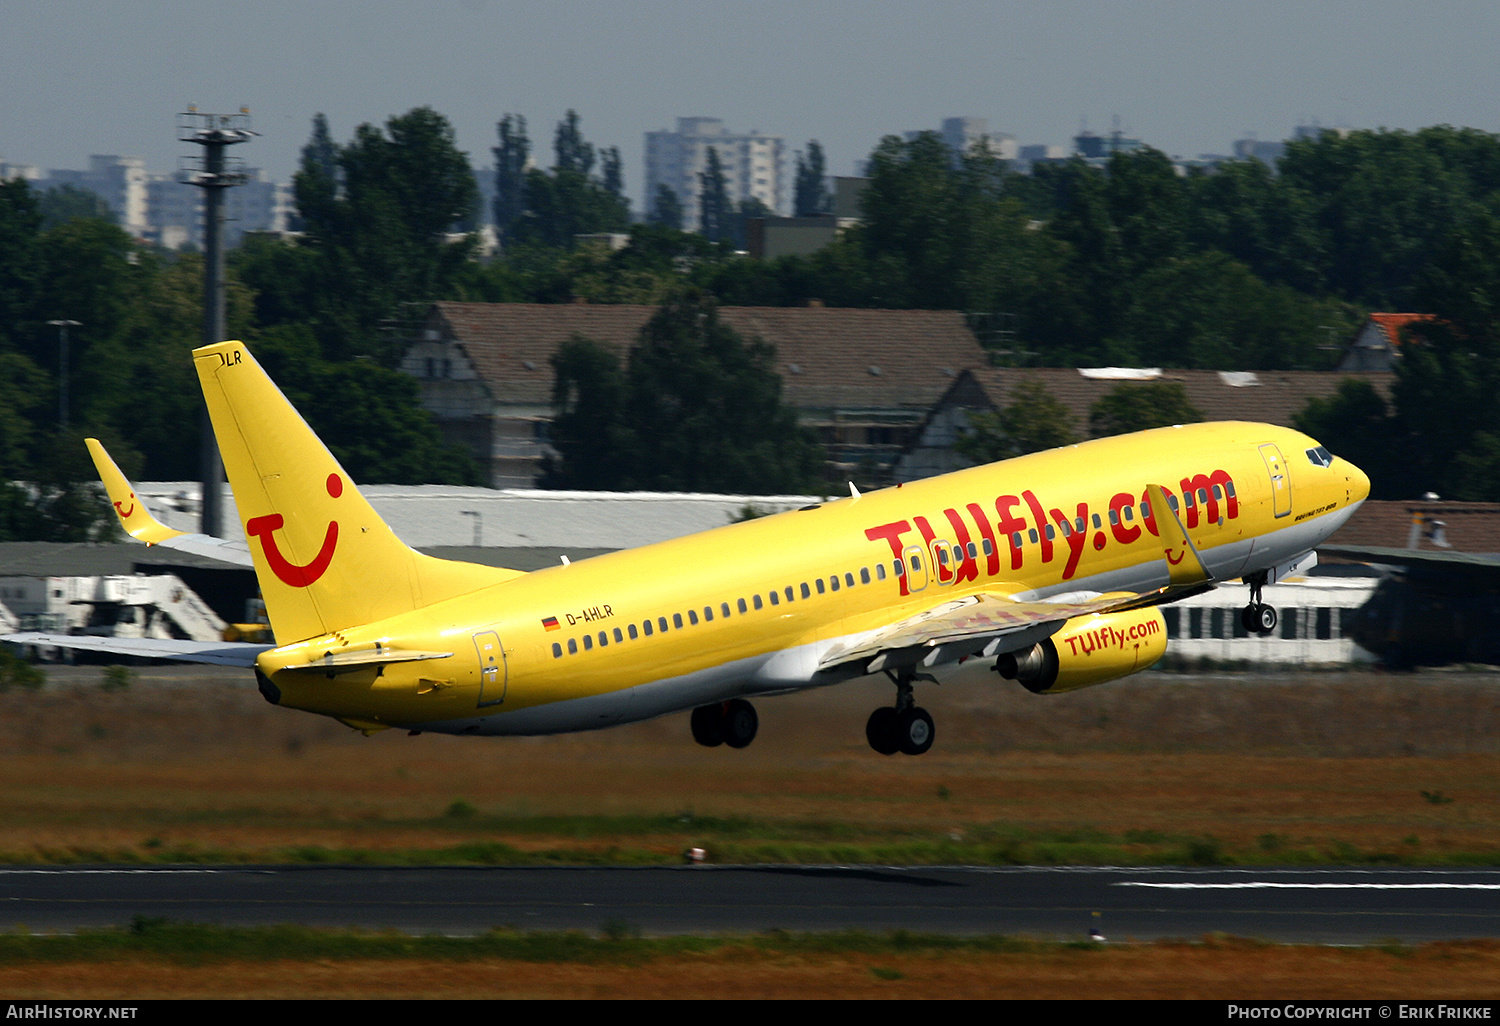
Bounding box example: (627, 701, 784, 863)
(178, 107, 256, 537)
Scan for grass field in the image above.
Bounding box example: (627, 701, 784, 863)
(0, 662, 1496, 997)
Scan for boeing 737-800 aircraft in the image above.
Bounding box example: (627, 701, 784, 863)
(4, 342, 1370, 755)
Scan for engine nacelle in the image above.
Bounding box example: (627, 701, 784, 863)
(995, 606, 1168, 694)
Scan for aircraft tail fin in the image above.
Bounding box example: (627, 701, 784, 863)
(193, 341, 521, 644)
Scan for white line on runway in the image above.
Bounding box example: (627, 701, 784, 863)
(1117, 882, 1500, 890)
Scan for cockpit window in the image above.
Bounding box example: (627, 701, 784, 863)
(1305, 446, 1334, 468)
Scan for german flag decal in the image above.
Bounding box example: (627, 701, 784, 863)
(542, 616, 560, 631)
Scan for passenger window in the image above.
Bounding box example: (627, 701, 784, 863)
(643, 620, 653, 637)
(702, 606, 712, 622)
(1045, 524, 1055, 540)
(892, 559, 903, 577)
(1109, 509, 1119, 526)
(568, 638, 578, 655)
(860, 567, 871, 585)
(672, 613, 682, 629)
(583, 635, 593, 651)
(598, 631, 607, 647)
(769, 591, 779, 606)
(1028, 528, 1039, 543)
(816, 579, 826, 594)
(1012, 532, 1022, 548)
(552, 642, 562, 658)
(982, 538, 994, 556)
(629, 624, 639, 640)
(1092, 514, 1102, 529)
(845, 572, 855, 587)
(911, 555, 923, 571)
(688, 609, 699, 626)
(829, 576, 839, 592)
(801, 582, 811, 599)
(786, 586, 796, 602)
(613, 627, 623, 643)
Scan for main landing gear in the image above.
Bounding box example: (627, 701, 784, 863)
(865, 670, 936, 756)
(1241, 571, 1278, 636)
(690, 698, 758, 749)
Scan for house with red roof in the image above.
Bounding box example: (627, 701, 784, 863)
(1337, 312, 1438, 371)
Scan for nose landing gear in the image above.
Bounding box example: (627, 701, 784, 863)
(1241, 571, 1277, 636)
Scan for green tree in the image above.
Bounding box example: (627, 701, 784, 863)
(1088, 382, 1203, 438)
(545, 293, 825, 492)
(508, 111, 629, 249)
(698, 147, 732, 244)
(491, 113, 530, 238)
(1293, 378, 1402, 499)
(955, 377, 1079, 464)
(36, 185, 114, 230)
(649, 184, 683, 229)
(794, 140, 831, 216)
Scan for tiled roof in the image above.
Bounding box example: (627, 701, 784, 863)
(971, 367, 1395, 436)
(1327, 500, 1500, 554)
(428, 302, 989, 413)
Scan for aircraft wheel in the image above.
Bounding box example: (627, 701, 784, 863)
(723, 698, 758, 749)
(865, 706, 900, 755)
(1256, 604, 1277, 636)
(1240, 604, 1260, 634)
(896, 706, 935, 756)
(690, 703, 725, 747)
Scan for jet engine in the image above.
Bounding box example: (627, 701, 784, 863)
(995, 606, 1168, 694)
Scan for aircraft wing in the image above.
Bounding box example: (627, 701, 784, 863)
(1320, 544, 1500, 576)
(816, 588, 1165, 672)
(817, 483, 1214, 674)
(2, 632, 270, 668)
(87, 438, 252, 567)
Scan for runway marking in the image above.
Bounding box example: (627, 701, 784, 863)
(1118, 882, 1500, 890)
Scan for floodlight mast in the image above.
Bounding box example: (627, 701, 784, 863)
(178, 108, 256, 537)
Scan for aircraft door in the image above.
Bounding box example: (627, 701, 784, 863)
(473, 630, 507, 707)
(903, 545, 930, 592)
(1259, 443, 1291, 518)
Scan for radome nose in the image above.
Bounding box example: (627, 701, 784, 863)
(1345, 459, 1371, 504)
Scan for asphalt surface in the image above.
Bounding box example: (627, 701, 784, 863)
(3, 865, 1498, 943)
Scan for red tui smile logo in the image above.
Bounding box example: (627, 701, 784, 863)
(113, 493, 136, 519)
(246, 474, 342, 588)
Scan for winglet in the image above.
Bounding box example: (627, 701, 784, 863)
(86, 438, 185, 546)
(1145, 483, 1213, 587)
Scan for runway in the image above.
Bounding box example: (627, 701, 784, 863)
(3, 865, 1498, 943)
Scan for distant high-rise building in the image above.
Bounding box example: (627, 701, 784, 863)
(46, 155, 150, 235)
(644, 117, 786, 230)
(904, 117, 1017, 164)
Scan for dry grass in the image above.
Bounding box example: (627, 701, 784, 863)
(3, 939, 1500, 999)
(0, 664, 1495, 864)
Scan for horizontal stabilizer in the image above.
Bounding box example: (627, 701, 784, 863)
(1, 633, 269, 668)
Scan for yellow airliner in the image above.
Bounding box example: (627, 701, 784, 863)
(10, 342, 1370, 755)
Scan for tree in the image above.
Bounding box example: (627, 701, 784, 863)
(492, 114, 531, 236)
(698, 147, 731, 244)
(284, 107, 479, 361)
(507, 110, 629, 248)
(649, 184, 683, 228)
(1293, 378, 1401, 499)
(794, 140, 831, 216)
(36, 185, 114, 230)
(545, 292, 825, 492)
(955, 377, 1079, 464)
(1088, 382, 1202, 438)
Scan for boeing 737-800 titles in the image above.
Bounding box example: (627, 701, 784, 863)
(4, 342, 1371, 755)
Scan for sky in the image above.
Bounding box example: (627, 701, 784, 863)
(5, 0, 1500, 209)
